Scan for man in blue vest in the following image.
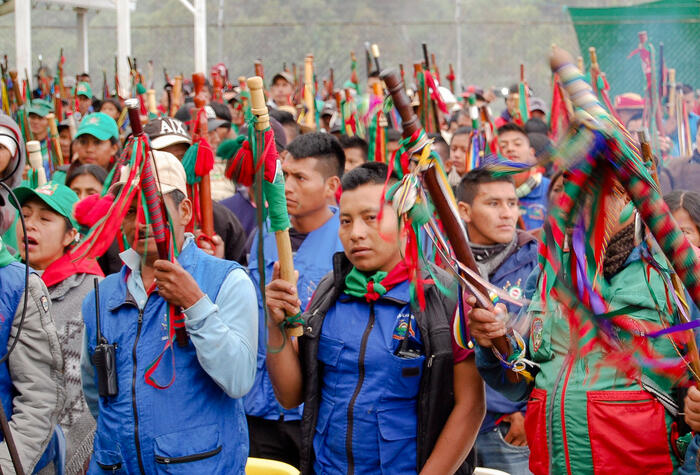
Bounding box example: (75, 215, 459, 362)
(80, 151, 258, 474)
(245, 132, 345, 468)
(497, 123, 550, 230)
(265, 162, 485, 474)
(457, 168, 539, 475)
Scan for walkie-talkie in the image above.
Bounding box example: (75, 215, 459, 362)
(91, 278, 118, 397)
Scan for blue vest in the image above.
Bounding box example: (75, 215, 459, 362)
(244, 209, 343, 420)
(82, 243, 248, 474)
(0, 262, 27, 435)
(314, 281, 423, 474)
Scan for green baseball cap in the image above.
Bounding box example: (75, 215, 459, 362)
(75, 81, 93, 98)
(26, 98, 54, 118)
(75, 112, 120, 142)
(12, 182, 79, 229)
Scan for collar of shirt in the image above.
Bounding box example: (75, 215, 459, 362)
(118, 233, 195, 309)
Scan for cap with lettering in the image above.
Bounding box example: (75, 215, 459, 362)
(144, 117, 192, 150)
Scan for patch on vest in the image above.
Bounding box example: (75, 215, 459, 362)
(531, 317, 543, 353)
(392, 312, 416, 340)
(40, 295, 49, 313)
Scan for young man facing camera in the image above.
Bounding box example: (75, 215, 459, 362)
(457, 168, 539, 475)
(265, 162, 485, 474)
(244, 132, 346, 467)
(497, 123, 550, 230)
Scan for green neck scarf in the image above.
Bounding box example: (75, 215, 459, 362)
(344, 267, 389, 301)
(344, 260, 409, 302)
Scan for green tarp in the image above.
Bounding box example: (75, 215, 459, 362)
(567, 0, 700, 98)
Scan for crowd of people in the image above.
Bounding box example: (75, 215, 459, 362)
(0, 48, 698, 475)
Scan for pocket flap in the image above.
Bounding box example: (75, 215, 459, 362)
(378, 405, 417, 441)
(94, 449, 124, 471)
(154, 423, 221, 461)
(318, 335, 344, 367)
(315, 397, 335, 435)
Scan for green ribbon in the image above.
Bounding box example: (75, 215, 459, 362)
(344, 267, 388, 300)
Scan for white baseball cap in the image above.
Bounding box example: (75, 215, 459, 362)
(114, 150, 188, 197)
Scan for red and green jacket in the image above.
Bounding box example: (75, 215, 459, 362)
(476, 248, 686, 475)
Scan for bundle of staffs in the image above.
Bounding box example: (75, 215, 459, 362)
(225, 77, 302, 338)
(539, 46, 700, 380)
(381, 68, 526, 382)
(181, 72, 215, 247)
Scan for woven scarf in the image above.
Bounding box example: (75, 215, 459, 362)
(0, 237, 15, 268)
(344, 260, 410, 302)
(470, 232, 518, 279)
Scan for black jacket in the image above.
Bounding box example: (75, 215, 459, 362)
(297, 252, 475, 474)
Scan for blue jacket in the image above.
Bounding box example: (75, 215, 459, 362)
(81, 240, 257, 474)
(315, 280, 422, 473)
(478, 231, 538, 433)
(519, 177, 550, 230)
(245, 209, 344, 420)
(0, 262, 25, 429)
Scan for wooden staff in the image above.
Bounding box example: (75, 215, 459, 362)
(170, 75, 183, 117)
(9, 71, 22, 107)
(589, 47, 600, 96)
(46, 113, 64, 166)
(248, 76, 302, 337)
(668, 69, 676, 119)
(370, 44, 381, 74)
(212, 70, 224, 103)
(371, 82, 387, 162)
(447, 63, 455, 94)
(146, 89, 158, 116)
(382, 69, 517, 380)
(27, 141, 47, 186)
(191, 73, 215, 240)
(302, 55, 316, 132)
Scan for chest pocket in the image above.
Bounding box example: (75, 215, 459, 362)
(317, 334, 344, 399)
(384, 353, 425, 401)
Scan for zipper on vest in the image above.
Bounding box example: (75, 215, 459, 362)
(155, 445, 222, 465)
(132, 308, 146, 475)
(345, 302, 375, 475)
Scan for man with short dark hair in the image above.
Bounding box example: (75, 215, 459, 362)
(265, 162, 485, 473)
(244, 132, 346, 467)
(338, 135, 368, 172)
(497, 123, 550, 229)
(457, 168, 538, 475)
(81, 151, 257, 474)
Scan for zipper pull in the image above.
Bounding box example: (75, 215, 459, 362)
(427, 354, 435, 368)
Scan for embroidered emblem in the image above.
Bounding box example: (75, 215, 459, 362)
(40, 295, 49, 313)
(508, 279, 523, 300)
(392, 312, 416, 340)
(531, 317, 544, 353)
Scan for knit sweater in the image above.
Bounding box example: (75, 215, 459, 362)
(48, 273, 98, 475)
